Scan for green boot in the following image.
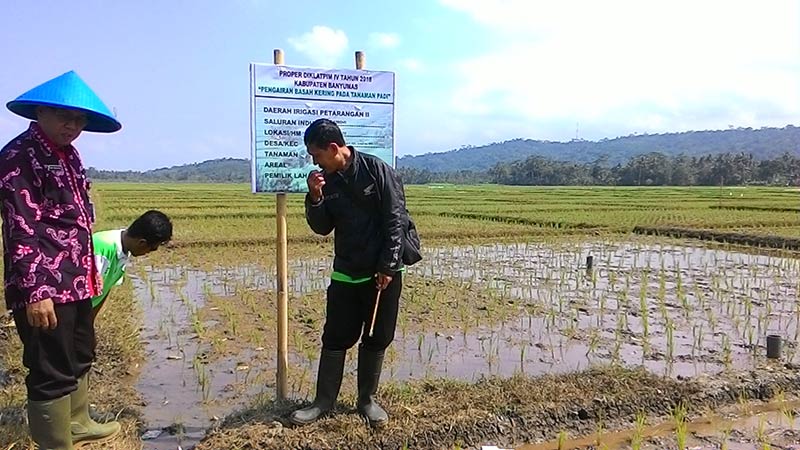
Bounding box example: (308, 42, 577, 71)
(27, 395, 73, 450)
(70, 374, 120, 447)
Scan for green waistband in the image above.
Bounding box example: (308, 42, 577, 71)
(331, 271, 373, 284)
(331, 268, 406, 284)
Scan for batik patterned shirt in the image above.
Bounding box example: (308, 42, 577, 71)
(0, 122, 100, 311)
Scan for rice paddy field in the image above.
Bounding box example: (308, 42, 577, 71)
(2, 183, 800, 450)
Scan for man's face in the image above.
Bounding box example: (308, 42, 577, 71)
(130, 238, 165, 257)
(307, 143, 341, 173)
(36, 107, 88, 147)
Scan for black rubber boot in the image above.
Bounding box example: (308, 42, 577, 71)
(357, 345, 388, 427)
(288, 349, 346, 426)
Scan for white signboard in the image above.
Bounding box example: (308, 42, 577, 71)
(250, 63, 395, 193)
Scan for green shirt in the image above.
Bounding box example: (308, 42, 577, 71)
(91, 229, 130, 309)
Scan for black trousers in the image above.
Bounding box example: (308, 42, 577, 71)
(12, 299, 95, 401)
(322, 273, 402, 352)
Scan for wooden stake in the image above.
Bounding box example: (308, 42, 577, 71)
(355, 51, 366, 69)
(274, 48, 289, 402)
(355, 50, 382, 337)
(368, 287, 382, 337)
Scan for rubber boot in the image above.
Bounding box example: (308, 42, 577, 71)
(357, 345, 388, 427)
(70, 374, 120, 447)
(288, 349, 346, 425)
(27, 394, 73, 450)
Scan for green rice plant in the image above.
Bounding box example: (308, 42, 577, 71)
(556, 430, 568, 450)
(672, 401, 688, 450)
(782, 405, 795, 430)
(190, 308, 205, 340)
(765, 292, 773, 317)
(756, 414, 767, 444)
(707, 307, 718, 335)
(695, 285, 707, 313)
(631, 411, 646, 450)
(597, 293, 606, 328)
(691, 323, 702, 359)
(193, 356, 212, 402)
(621, 277, 631, 310)
(594, 420, 606, 448)
(639, 287, 649, 339)
(737, 390, 750, 415)
(657, 271, 668, 320)
(666, 319, 675, 363)
(720, 421, 732, 450)
(586, 328, 600, 358)
(795, 300, 800, 341)
(722, 334, 732, 369)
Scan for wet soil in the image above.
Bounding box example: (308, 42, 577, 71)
(131, 240, 800, 448)
(197, 363, 800, 450)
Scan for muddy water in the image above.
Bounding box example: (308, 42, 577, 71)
(133, 261, 329, 449)
(131, 240, 800, 448)
(517, 399, 800, 450)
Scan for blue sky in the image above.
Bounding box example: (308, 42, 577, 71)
(1, 0, 798, 171)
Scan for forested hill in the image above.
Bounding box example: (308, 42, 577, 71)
(397, 126, 800, 172)
(87, 158, 250, 182)
(86, 125, 799, 183)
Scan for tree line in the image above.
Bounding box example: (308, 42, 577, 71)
(398, 152, 800, 186)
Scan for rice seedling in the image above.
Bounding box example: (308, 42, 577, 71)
(778, 391, 795, 429)
(672, 401, 688, 450)
(631, 411, 646, 450)
(556, 430, 568, 450)
(722, 335, 733, 369)
(756, 414, 767, 444)
(594, 420, 606, 448)
(666, 319, 675, 363)
(720, 421, 732, 450)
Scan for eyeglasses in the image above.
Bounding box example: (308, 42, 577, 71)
(50, 108, 89, 128)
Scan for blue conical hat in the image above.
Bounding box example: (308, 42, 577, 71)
(6, 70, 121, 133)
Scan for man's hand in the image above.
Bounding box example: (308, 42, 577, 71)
(375, 273, 393, 290)
(26, 299, 57, 330)
(307, 171, 325, 203)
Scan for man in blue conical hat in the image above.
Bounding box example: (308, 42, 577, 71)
(1, 71, 122, 449)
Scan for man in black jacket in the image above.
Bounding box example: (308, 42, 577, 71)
(289, 118, 405, 427)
